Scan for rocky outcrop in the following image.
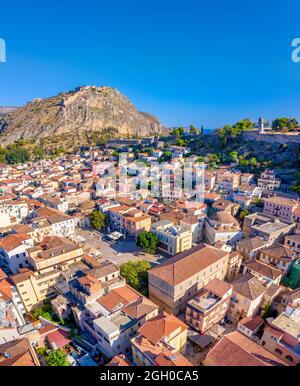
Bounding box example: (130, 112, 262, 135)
(0, 86, 163, 146)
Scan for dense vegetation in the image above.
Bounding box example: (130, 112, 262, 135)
(136, 231, 159, 254)
(188, 117, 300, 173)
(120, 260, 152, 296)
(32, 301, 55, 322)
(45, 349, 70, 367)
(90, 210, 107, 231)
(272, 118, 298, 132)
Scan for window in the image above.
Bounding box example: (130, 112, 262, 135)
(261, 341, 266, 346)
(285, 355, 294, 363)
(275, 348, 282, 355)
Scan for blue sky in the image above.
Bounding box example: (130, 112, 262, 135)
(1, 0, 300, 129)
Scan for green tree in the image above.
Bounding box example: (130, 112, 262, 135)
(239, 210, 250, 220)
(262, 303, 272, 320)
(46, 350, 70, 367)
(230, 151, 239, 163)
(120, 260, 152, 296)
(53, 147, 65, 156)
(5, 147, 30, 164)
(33, 145, 44, 160)
(233, 118, 254, 132)
(288, 118, 298, 130)
(90, 210, 107, 231)
(189, 125, 197, 135)
(249, 157, 258, 168)
(136, 231, 159, 254)
(254, 198, 264, 208)
(217, 119, 254, 147)
(176, 138, 186, 147)
(272, 118, 298, 132)
(217, 125, 233, 146)
(32, 301, 54, 322)
(196, 156, 205, 163)
(171, 127, 185, 137)
(291, 171, 300, 194)
(161, 151, 172, 162)
(208, 153, 221, 168)
(0, 147, 7, 164)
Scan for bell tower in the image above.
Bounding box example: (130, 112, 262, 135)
(258, 116, 265, 133)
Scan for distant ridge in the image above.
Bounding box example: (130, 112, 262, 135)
(0, 106, 18, 115)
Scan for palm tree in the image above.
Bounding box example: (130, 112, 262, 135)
(46, 349, 70, 367)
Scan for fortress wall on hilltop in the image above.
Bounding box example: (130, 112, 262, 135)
(242, 131, 300, 144)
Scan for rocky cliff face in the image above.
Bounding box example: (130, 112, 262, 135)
(0, 86, 163, 146)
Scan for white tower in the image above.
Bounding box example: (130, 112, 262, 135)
(258, 116, 265, 133)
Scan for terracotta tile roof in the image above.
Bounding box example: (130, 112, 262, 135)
(132, 334, 192, 366)
(0, 234, 30, 252)
(11, 224, 34, 234)
(204, 278, 233, 298)
(204, 193, 220, 201)
(180, 215, 200, 225)
(11, 269, 34, 285)
(149, 244, 228, 286)
(264, 325, 284, 338)
(205, 331, 286, 366)
(239, 316, 264, 332)
(0, 268, 7, 281)
(0, 338, 40, 366)
(237, 237, 268, 251)
(38, 324, 58, 336)
(106, 355, 131, 366)
(109, 205, 130, 214)
(138, 312, 188, 345)
(211, 211, 239, 226)
(266, 196, 298, 207)
(0, 278, 13, 301)
(47, 329, 71, 349)
(113, 285, 141, 303)
(231, 273, 267, 300)
(122, 297, 158, 319)
(245, 260, 283, 280)
(97, 285, 140, 312)
(260, 243, 296, 260)
(155, 352, 193, 366)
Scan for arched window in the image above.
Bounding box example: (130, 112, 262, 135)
(285, 355, 294, 363)
(275, 348, 282, 355)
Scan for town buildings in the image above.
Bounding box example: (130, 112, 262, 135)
(11, 237, 84, 312)
(151, 220, 192, 256)
(205, 211, 243, 246)
(131, 312, 191, 366)
(263, 196, 299, 221)
(227, 273, 267, 322)
(185, 279, 232, 333)
(260, 299, 300, 366)
(0, 135, 299, 367)
(148, 244, 230, 315)
(203, 331, 286, 366)
(258, 170, 281, 192)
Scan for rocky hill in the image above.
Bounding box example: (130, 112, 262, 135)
(0, 106, 18, 115)
(0, 86, 163, 149)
